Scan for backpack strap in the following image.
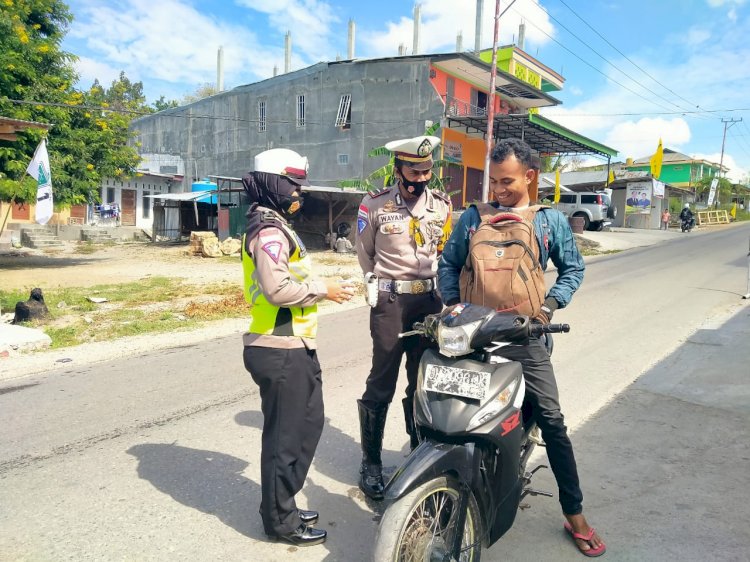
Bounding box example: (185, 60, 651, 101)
(471, 203, 550, 224)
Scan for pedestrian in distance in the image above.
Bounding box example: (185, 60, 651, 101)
(661, 208, 671, 230)
(241, 148, 355, 547)
(355, 135, 453, 501)
(437, 138, 606, 557)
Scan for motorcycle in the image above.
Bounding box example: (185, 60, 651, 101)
(681, 216, 695, 232)
(373, 303, 569, 562)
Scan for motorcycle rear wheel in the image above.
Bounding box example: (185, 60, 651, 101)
(373, 476, 482, 562)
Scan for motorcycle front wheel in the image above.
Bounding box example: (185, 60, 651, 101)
(373, 476, 482, 562)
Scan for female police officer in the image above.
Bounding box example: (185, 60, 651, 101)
(242, 148, 354, 546)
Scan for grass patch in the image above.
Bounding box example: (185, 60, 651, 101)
(74, 241, 98, 255)
(3, 277, 246, 349)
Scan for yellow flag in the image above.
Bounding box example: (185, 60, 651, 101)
(607, 169, 615, 185)
(554, 169, 561, 203)
(650, 138, 663, 179)
(730, 202, 737, 218)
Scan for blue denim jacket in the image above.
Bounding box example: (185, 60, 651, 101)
(437, 205, 585, 308)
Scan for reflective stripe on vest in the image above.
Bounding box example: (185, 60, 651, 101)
(242, 225, 317, 338)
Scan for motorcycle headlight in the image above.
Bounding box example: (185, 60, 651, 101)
(467, 376, 522, 431)
(437, 320, 483, 357)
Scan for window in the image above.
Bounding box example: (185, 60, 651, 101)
(106, 188, 116, 203)
(258, 100, 266, 132)
(580, 194, 598, 204)
(338, 154, 349, 165)
(296, 95, 305, 127)
(558, 194, 575, 204)
(159, 165, 178, 174)
(142, 191, 151, 219)
(335, 94, 352, 129)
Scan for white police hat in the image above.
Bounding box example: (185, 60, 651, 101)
(254, 148, 310, 186)
(385, 135, 441, 171)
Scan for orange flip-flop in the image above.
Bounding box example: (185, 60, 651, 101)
(564, 521, 607, 557)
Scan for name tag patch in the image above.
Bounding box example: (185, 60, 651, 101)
(378, 213, 403, 224)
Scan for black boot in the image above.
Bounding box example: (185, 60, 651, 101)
(358, 400, 388, 500)
(403, 397, 419, 451)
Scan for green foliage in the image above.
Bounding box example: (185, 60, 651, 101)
(0, 2, 143, 206)
(153, 95, 179, 112)
(337, 122, 452, 193)
(182, 83, 220, 105)
(694, 176, 733, 205)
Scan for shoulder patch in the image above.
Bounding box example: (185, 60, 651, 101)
(431, 189, 451, 204)
(261, 240, 283, 263)
(369, 186, 391, 199)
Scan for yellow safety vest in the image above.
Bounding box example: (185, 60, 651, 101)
(242, 223, 318, 339)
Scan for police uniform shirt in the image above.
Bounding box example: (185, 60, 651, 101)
(243, 223, 327, 349)
(356, 185, 452, 281)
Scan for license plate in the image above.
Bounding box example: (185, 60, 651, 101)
(423, 364, 491, 400)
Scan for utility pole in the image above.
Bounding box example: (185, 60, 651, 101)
(714, 117, 742, 208)
(481, 0, 517, 202)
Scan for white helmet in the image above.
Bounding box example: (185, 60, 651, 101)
(684, 203, 690, 208)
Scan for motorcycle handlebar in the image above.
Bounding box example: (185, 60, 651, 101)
(530, 323, 570, 336)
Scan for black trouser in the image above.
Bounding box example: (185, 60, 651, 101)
(361, 291, 442, 407)
(243, 345, 324, 536)
(497, 336, 584, 515)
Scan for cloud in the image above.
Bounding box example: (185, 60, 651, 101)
(235, 0, 340, 61)
(691, 152, 747, 183)
(358, 0, 554, 57)
(69, 0, 287, 98)
(74, 56, 122, 88)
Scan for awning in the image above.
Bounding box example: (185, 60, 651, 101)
(445, 112, 618, 158)
(430, 53, 560, 110)
(0, 116, 51, 141)
(205, 175, 365, 197)
(144, 191, 216, 201)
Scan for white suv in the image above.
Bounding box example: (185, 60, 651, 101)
(554, 192, 615, 231)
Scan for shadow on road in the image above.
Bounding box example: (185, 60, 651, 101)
(127, 443, 266, 540)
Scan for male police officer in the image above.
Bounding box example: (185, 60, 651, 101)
(355, 135, 452, 500)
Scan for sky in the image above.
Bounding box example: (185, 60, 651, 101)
(61, 0, 750, 182)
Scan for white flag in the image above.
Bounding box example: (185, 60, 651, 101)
(26, 138, 53, 225)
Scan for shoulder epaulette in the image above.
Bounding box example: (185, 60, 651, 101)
(368, 186, 391, 198)
(431, 189, 451, 204)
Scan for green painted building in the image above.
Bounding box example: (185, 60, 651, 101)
(625, 149, 725, 189)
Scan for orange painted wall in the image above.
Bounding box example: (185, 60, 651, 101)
(429, 66, 505, 113)
(441, 128, 488, 206)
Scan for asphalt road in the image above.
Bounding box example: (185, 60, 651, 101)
(1, 223, 749, 561)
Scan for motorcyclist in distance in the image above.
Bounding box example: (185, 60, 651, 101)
(680, 204, 695, 229)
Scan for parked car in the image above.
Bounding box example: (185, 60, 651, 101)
(554, 192, 616, 231)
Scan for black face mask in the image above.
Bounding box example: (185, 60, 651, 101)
(400, 176, 429, 197)
(280, 195, 304, 219)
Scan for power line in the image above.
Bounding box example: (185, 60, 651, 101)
(509, 8, 687, 115)
(538, 1, 706, 118)
(8, 97, 750, 122)
(555, 0, 712, 115)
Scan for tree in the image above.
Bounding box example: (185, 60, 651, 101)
(0, 0, 76, 202)
(540, 154, 584, 173)
(181, 83, 220, 105)
(0, 1, 143, 206)
(153, 96, 179, 112)
(695, 175, 732, 206)
(338, 122, 456, 193)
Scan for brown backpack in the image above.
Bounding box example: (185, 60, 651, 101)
(459, 203, 548, 318)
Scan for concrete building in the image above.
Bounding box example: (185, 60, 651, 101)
(129, 50, 617, 210)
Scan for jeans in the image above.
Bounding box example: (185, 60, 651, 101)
(497, 336, 584, 515)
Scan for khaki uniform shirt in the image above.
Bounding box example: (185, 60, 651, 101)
(356, 185, 452, 281)
(243, 225, 327, 349)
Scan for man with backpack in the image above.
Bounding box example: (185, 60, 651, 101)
(437, 138, 606, 557)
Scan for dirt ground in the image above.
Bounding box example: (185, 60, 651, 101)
(0, 241, 367, 379)
(0, 240, 363, 291)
